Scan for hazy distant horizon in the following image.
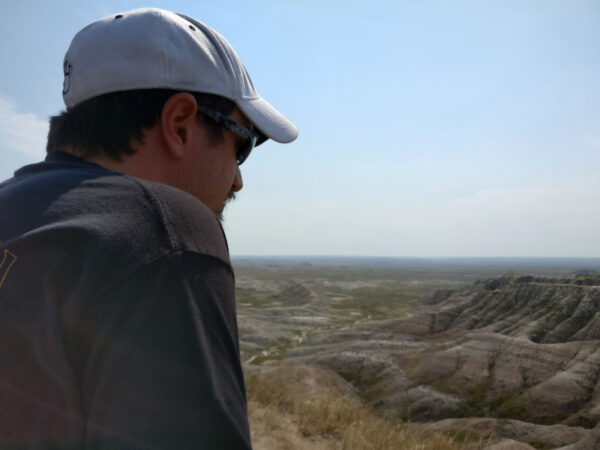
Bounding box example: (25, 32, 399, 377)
(233, 255, 600, 261)
(232, 255, 600, 272)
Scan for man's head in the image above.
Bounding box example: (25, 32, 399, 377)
(48, 8, 297, 217)
(46, 89, 247, 216)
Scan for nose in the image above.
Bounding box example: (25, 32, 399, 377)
(232, 166, 243, 192)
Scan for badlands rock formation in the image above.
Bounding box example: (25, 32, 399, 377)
(256, 274, 600, 448)
(384, 275, 600, 425)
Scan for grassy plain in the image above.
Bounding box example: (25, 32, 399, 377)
(235, 257, 499, 317)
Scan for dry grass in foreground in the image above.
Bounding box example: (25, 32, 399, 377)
(245, 365, 484, 450)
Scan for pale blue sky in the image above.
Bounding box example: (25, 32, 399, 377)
(1, 0, 599, 257)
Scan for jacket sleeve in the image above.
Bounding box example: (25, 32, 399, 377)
(79, 251, 251, 450)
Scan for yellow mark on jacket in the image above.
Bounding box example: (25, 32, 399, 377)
(0, 247, 18, 289)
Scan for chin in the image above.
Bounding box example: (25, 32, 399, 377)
(215, 202, 227, 223)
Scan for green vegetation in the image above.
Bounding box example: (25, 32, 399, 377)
(236, 288, 276, 308)
(493, 389, 527, 420)
(328, 286, 418, 318)
(235, 260, 477, 319)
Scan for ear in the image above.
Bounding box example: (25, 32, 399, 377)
(160, 93, 199, 159)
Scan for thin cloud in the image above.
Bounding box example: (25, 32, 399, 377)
(0, 95, 48, 160)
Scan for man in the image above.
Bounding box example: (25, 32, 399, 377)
(0, 8, 297, 450)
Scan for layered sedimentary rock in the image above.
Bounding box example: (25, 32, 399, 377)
(279, 275, 600, 448)
(383, 275, 600, 425)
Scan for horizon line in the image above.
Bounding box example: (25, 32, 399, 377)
(231, 255, 600, 260)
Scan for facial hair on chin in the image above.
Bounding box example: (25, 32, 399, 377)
(216, 189, 237, 223)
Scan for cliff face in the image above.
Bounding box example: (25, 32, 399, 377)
(423, 275, 600, 343)
(369, 276, 600, 425)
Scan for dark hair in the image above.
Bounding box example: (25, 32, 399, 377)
(46, 89, 236, 160)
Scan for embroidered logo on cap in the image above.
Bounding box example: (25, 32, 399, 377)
(63, 60, 72, 95)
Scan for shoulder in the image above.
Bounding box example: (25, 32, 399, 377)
(65, 173, 231, 268)
(130, 178, 231, 265)
(2, 162, 232, 288)
(1, 160, 233, 311)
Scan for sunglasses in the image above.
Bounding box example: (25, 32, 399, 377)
(196, 105, 259, 165)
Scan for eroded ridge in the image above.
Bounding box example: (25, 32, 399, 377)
(238, 268, 600, 449)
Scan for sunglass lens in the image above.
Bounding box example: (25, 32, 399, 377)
(236, 136, 256, 165)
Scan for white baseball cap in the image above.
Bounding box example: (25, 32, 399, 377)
(62, 7, 298, 144)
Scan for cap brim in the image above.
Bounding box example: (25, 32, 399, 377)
(238, 97, 298, 144)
